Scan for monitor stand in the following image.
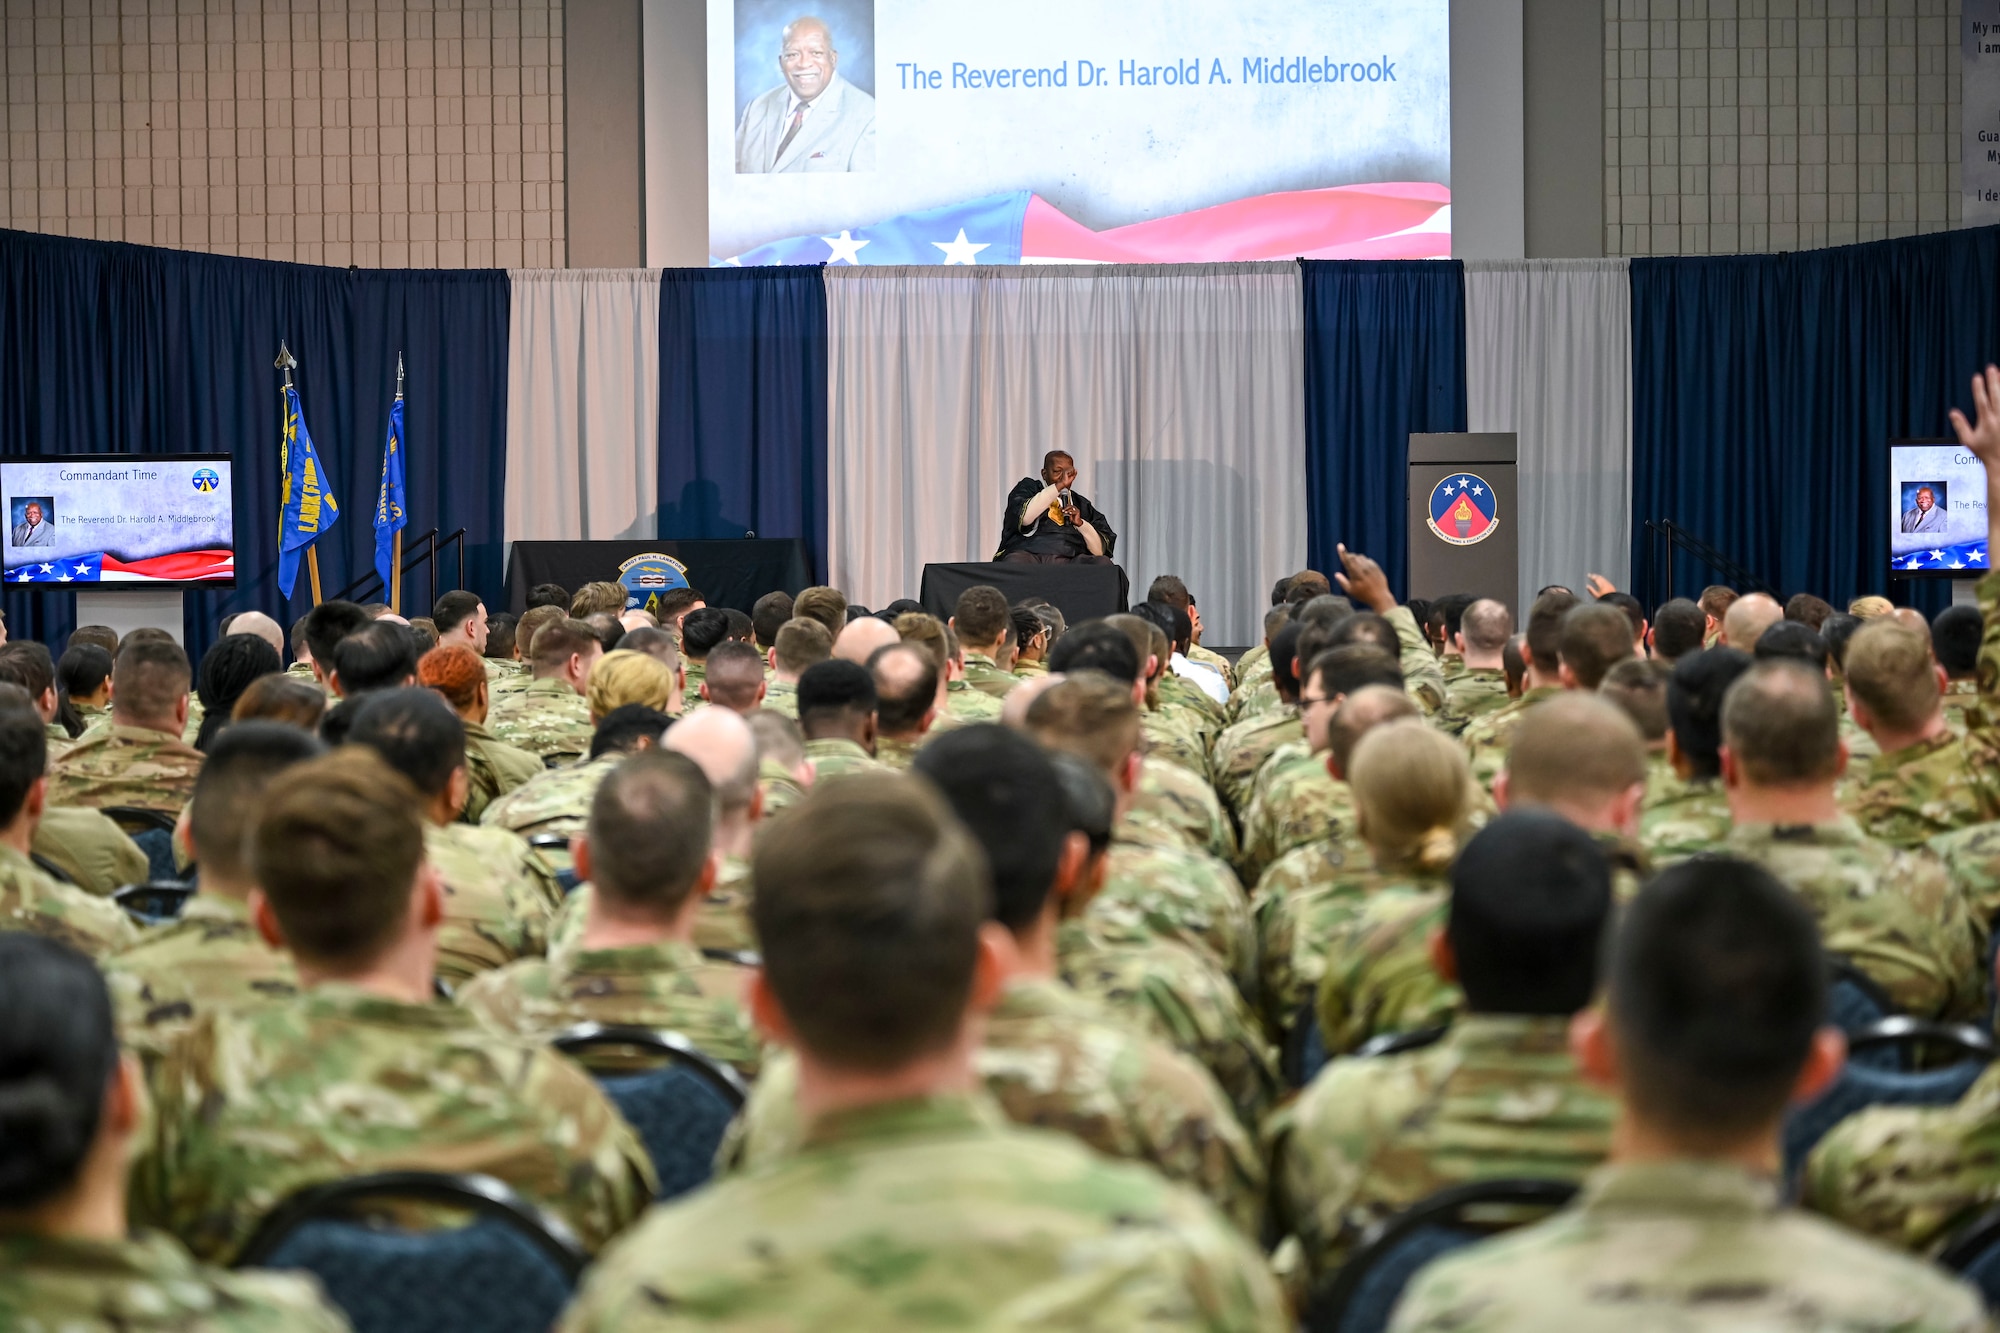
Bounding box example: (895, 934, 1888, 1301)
(75, 589, 185, 646)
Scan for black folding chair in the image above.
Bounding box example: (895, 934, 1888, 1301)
(1781, 1016, 1993, 1184)
(233, 1171, 586, 1333)
(112, 881, 195, 926)
(527, 833, 581, 893)
(1354, 1026, 1451, 1060)
(1941, 1202, 2000, 1308)
(552, 1023, 749, 1201)
(101, 805, 182, 884)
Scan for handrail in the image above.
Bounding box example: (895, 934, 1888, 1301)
(1641, 518, 1778, 611)
(329, 527, 467, 612)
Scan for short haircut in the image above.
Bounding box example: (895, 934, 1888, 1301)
(1844, 620, 1939, 733)
(680, 607, 734, 658)
(1609, 857, 1826, 1144)
(1309, 645, 1404, 701)
(1103, 615, 1159, 679)
(331, 620, 419, 695)
(588, 649, 677, 718)
(346, 687, 466, 799)
(0, 934, 119, 1209)
(56, 643, 112, 701)
(774, 617, 835, 674)
(1147, 574, 1192, 610)
(515, 605, 567, 660)
(1821, 613, 1863, 671)
(1723, 661, 1841, 786)
(0, 705, 48, 825)
(589, 750, 714, 913)
(1599, 657, 1671, 742)
(1287, 569, 1334, 602)
(951, 585, 1012, 649)
(1753, 620, 1831, 673)
(112, 637, 192, 722)
(189, 722, 325, 878)
(1597, 591, 1646, 641)
(1666, 648, 1754, 779)
(303, 601, 373, 671)
(792, 586, 848, 639)
(1046, 621, 1140, 684)
(1268, 622, 1304, 701)
(406, 619, 439, 656)
(892, 612, 951, 673)
(1322, 608, 1392, 658)
(752, 591, 796, 648)
(431, 590, 483, 636)
(797, 659, 877, 737)
(568, 580, 627, 618)
(871, 644, 940, 734)
(0, 642, 54, 701)
(1557, 603, 1636, 690)
(1025, 671, 1142, 777)
(583, 612, 624, 654)
(1933, 605, 1984, 677)
(1327, 685, 1421, 775)
(752, 776, 989, 1072)
(68, 625, 119, 657)
(1524, 590, 1580, 677)
(1133, 602, 1191, 656)
(485, 613, 519, 659)
(251, 749, 428, 969)
(655, 588, 704, 623)
(747, 709, 806, 775)
(590, 704, 673, 759)
(1433, 593, 1475, 641)
(1650, 598, 1709, 661)
(1699, 585, 1740, 620)
(531, 618, 601, 672)
(1785, 593, 1835, 631)
(526, 582, 571, 611)
(232, 675, 327, 731)
(914, 725, 1067, 933)
(1450, 811, 1613, 1016)
(1505, 693, 1647, 807)
(618, 626, 680, 668)
(1460, 599, 1513, 653)
(703, 641, 768, 712)
(1502, 634, 1527, 692)
(723, 608, 755, 642)
(1263, 606, 1292, 641)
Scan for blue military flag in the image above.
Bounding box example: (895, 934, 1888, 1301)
(276, 382, 339, 599)
(373, 391, 407, 594)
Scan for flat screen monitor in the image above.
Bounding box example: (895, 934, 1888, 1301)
(706, 0, 1451, 265)
(2, 454, 235, 588)
(1889, 439, 1988, 578)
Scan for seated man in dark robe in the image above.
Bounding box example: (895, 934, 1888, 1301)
(995, 451, 1118, 565)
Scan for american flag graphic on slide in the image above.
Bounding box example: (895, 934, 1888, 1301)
(716, 184, 1451, 267)
(7, 550, 234, 584)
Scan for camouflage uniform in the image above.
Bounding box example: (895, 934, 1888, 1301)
(32, 804, 147, 896)
(1393, 1161, 1986, 1333)
(1096, 837, 1253, 987)
(802, 736, 888, 782)
(548, 855, 758, 960)
(132, 981, 656, 1263)
(486, 677, 595, 764)
(1012, 659, 1049, 680)
(424, 821, 563, 986)
(680, 658, 707, 696)
(1638, 770, 1732, 863)
(1122, 755, 1236, 864)
(560, 1094, 1290, 1333)
(1259, 864, 1449, 1043)
(874, 732, 922, 771)
(1943, 677, 1979, 735)
(45, 716, 73, 758)
(1237, 746, 1363, 887)
(1059, 916, 1281, 1130)
(961, 652, 1018, 699)
(106, 895, 297, 1052)
(459, 937, 762, 1078)
(1212, 707, 1305, 817)
(944, 677, 1003, 722)
(47, 723, 204, 812)
(1227, 677, 1280, 725)
(1188, 641, 1237, 689)
(1440, 667, 1512, 737)
(0, 840, 138, 957)
(757, 757, 808, 817)
(720, 979, 1267, 1234)
(0, 1230, 351, 1332)
(1270, 1014, 1615, 1284)
(484, 655, 529, 685)
(1928, 820, 2000, 929)
(1725, 820, 1981, 1022)
(479, 751, 622, 874)
(1237, 642, 1271, 683)
(1159, 671, 1227, 735)
(1460, 685, 1563, 791)
(1144, 707, 1216, 784)
(461, 718, 543, 823)
(763, 678, 798, 719)
(282, 661, 318, 687)
(1386, 606, 1449, 716)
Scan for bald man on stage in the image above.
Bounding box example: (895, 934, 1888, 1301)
(995, 452, 1117, 565)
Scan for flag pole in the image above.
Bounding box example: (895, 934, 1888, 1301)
(274, 341, 323, 606)
(390, 353, 404, 614)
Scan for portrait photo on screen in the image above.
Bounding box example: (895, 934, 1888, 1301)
(1889, 442, 1989, 573)
(1900, 481, 1949, 534)
(8, 498, 55, 548)
(734, 0, 877, 174)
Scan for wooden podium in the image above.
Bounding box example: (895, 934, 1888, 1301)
(1406, 433, 1519, 608)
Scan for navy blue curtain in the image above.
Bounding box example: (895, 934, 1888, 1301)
(0, 229, 509, 660)
(1631, 227, 2000, 615)
(657, 266, 828, 584)
(1301, 260, 1468, 597)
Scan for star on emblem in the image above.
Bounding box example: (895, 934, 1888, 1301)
(932, 228, 990, 265)
(822, 230, 870, 265)
(1470, 484, 1484, 496)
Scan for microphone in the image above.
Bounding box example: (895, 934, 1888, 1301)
(1059, 487, 1073, 510)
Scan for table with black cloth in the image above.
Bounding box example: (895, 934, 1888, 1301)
(505, 540, 812, 615)
(919, 562, 1129, 628)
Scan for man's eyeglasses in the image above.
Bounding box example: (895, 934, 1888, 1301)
(1299, 693, 1335, 709)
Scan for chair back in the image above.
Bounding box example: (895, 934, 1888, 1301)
(113, 881, 195, 926)
(1355, 1026, 1451, 1060)
(233, 1171, 586, 1333)
(1283, 997, 1330, 1088)
(526, 834, 581, 893)
(1829, 961, 1897, 1066)
(101, 805, 181, 884)
(1940, 1202, 2000, 1307)
(1781, 1021, 1993, 1184)
(1305, 1178, 1578, 1333)
(552, 1023, 749, 1201)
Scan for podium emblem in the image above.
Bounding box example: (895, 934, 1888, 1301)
(616, 552, 692, 614)
(1426, 474, 1498, 547)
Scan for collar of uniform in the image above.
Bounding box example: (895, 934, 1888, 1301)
(1726, 817, 1866, 850)
(567, 935, 708, 977)
(524, 676, 580, 699)
(947, 678, 971, 694)
(462, 717, 500, 743)
(181, 892, 254, 925)
(1946, 678, 1978, 696)
(798, 1092, 1001, 1153)
(1446, 1012, 1576, 1061)
(759, 757, 805, 792)
(0, 840, 44, 880)
(1014, 661, 1048, 678)
(0, 1230, 224, 1316)
(964, 652, 998, 669)
(1577, 1159, 1780, 1219)
(1868, 730, 1958, 771)
(299, 980, 471, 1030)
(1512, 685, 1564, 710)
(104, 722, 193, 749)
(995, 974, 1088, 1021)
(803, 736, 871, 762)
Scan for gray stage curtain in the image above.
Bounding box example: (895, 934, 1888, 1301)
(1464, 259, 1633, 612)
(824, 263, 1306, 645)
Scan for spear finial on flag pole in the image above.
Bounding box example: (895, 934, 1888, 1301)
(275, 341, 338, 606)
(375, 353, 410, 613)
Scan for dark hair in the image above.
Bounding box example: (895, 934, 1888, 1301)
(752, 776, 989, 1071)
(112, 637, 192, 724)
(589, 751, 714, 912)
(722, 608, 755, 643)
(0, 705, 48, 826)
(1558, 603, 1636, 690)
(1610, 856, 1826, 1143)
(1049, 749, 1116, 858)
(797, 659, 877, 738)
(871, 644, 940, 735)
(590, 704, 673, 759)
(302, 600, 373, 672)
(914, 725, 1067, 933)
(68, 625, 119, 657)
(1047, 621, 1140, 684)
(1752, 620, 1831, 674)
(1933, 605, 1984, 677)
(1147, 574, 1192, 610)
(431, 590, 484, 636)
(0, 935, 118, 1209)
(1524, 590, 1581, 677)
(1133, 601, 1192, 656)
(1449, 811, 1612, 1016)
(1784, 593, 1836, 631)
(531, 618, 601, 672)
(1820, 613, 1863, 671)
(485, 613, 520, 659)
(1597, 591, 1646, 640)
(680, 607, 734, 658)
(1308, 644, 1404, 700)
(194, 634, 283, 752)
(702, 641, 768, 712)
(1666, 648, 1753, 780)
(1268, 622, 1304, 701)
(232, 674, 327, 732)
(346, 687, 466, 799)
(619, 626, 680, 666)
(752, 591, 796, 648)
(189, 722, 325, 877)
(1650, 598, 1709, 661)
(1009, 605, 1046, 652)
(57, 643, 112, 702)
(584, 612, 625, 654)
(656, 587, 706, 623)
(331, 620, 420, 696)
(0, 642, 66, 734)
(526, 583, 572, 611)
(1599, 657, 1671, 742)
(952, 586, 1011, 648)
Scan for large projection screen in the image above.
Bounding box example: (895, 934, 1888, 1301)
(679, 0, 1451, 265)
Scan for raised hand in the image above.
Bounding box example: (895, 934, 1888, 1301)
(1334, 543, 1396, 614)
(1585, 573, 1619, 599)
(1949, 365, 2000, 470)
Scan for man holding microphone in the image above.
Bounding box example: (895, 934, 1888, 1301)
(995, 451, 1118, 564)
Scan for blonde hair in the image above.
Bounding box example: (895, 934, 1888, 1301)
(587, 649, 676, 720)
(1348, 722, 1472, 873)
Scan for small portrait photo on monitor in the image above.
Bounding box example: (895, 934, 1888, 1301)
(8, 497, 56, 548)
(733, 0, 876, 174)
(1900, 480, 1949, 535)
